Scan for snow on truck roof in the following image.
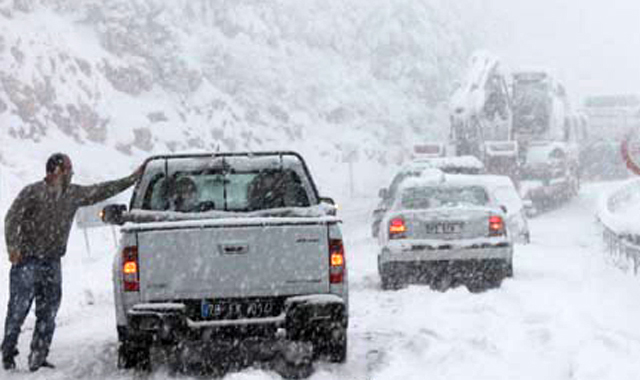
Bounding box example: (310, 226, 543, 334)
(144, 154, 305, 172)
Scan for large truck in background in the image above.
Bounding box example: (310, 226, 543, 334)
(511, 70, 584, 211)
(447, 53, 586, 213)
(449, 52, 518, 180)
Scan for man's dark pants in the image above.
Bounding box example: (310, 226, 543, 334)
(1, 257, 62, 362)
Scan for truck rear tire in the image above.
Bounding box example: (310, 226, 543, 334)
(327, 335, 347, 363)
(117, 327, 151, 371)
(315, 327, 347, 363)
(117, 341, 151, 371)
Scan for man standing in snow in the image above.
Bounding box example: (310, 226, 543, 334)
(1, 153, 142, 371)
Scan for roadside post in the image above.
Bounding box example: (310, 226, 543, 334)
(341, 143, 359, 198)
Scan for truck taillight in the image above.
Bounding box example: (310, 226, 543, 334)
(489, 216, 505, 236)
(122, 246, 139, 292)
(389, 218, 407, 239)
(329, 239, 345, 284)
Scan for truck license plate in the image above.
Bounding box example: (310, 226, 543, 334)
(201, 300, 276, 319)
(426, 222, 463, 234)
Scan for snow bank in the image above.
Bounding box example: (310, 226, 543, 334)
(597, 178, 640, 235)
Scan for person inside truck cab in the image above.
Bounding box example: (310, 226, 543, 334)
(170, 176, 200, 212)
(247, 170, 309, 210)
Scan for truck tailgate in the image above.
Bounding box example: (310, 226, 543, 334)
(136, 222, 331, 301)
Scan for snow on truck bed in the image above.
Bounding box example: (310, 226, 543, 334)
(121, 203, 340, 231)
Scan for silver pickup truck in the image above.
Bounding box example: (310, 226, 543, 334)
(102, 152, 348, 373)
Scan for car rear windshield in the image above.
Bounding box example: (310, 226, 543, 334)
(141, 169, 310, 212)
(401, 185, 489, 209)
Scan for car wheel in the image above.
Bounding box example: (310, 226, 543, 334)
(505, 260, 514, 278)
(380, 270, 401, 290)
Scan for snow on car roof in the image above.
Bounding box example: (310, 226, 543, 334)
(413, 155, 485, 170)
(397, 160, 433, 174)
(399, 173, 489, 191)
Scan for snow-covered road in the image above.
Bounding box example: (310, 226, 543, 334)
(3, 182, 640, 380)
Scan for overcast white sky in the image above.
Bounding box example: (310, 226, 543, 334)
(484, 0, 640, 105)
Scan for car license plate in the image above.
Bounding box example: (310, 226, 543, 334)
(201, 300, 276, 319)
(426, 222, 463, 234)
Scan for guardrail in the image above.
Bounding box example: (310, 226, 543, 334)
(598, 179, 640, 275)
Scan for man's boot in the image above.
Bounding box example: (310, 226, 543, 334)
(2, 348, 18, 370)
(28, 350, 55, 372)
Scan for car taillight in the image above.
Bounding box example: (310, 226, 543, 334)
(389, 218, 407, 239)
(329, 239, 345, 284)
(489, 216, 505, 236)
(122, 246, 139, 292)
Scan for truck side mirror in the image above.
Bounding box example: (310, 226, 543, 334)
(319, 197, 337, 216)
(319, 197, 335, 206)
(101, 204, 127, 225)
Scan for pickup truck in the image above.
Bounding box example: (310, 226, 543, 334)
(102, 152, 348, 373)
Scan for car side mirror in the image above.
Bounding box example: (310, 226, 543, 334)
(500, 205, 508, 214)
(101, 204, 127, 225)
(378, 188, 388, 199)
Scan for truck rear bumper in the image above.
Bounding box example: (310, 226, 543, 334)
(124, 294, 347, 341)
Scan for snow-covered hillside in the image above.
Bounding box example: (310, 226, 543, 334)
(0, 0, 492, 202)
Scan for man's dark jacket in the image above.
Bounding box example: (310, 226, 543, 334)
(4, 174, 137, 260)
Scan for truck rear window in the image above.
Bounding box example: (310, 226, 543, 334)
(142, 169, 310, 212)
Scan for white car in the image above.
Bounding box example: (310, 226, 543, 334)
(377, 175, 514, 291)
(371, 156, 485, 237)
